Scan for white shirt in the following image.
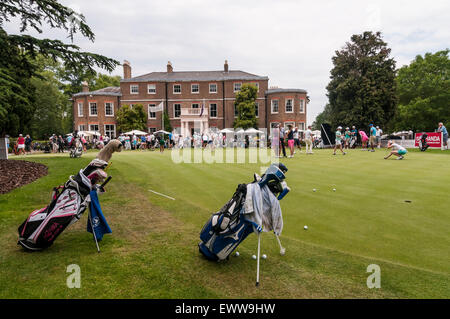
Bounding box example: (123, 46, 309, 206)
(305, 129, 312, 139)
(376, 128, 383, 137)
(391, 143, 405, 151)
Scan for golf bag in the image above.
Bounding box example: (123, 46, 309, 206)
(17, 159, 110, 251)
(199, 163, 289, 261)
(419, 133, 429, 152)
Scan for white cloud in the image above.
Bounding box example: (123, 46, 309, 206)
(4, 0, 449, 124)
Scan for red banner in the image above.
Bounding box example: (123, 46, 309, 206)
(415, 132, 443, 148)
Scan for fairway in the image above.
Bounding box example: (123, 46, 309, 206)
(0, 149, 449, 298)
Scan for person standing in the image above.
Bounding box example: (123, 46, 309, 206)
(344, 127, 351, 150)
(438, 122, 448, 150)
(369, 124, 377, 152)
(350, 126, 358, 148)
(376, 126, 383, 149)
(286, 125, 295, 158)
(304, 125, 313, 154)
(25, 134, 32, 154)
(279, 124, 286, 158)
(293, 127, 301, 153)
(333, 126, 346, 155)
(16, 134, 25, 155)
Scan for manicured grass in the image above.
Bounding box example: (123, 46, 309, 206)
(0, 148, 449, 298)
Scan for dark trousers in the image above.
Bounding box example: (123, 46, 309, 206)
(279, 138, 286, 157)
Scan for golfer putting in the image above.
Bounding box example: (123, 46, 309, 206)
(384, 140, 408, 160)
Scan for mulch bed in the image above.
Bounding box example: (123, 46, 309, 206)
(0, 160, 48, 194)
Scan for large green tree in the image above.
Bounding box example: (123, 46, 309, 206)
(393, 49, 449, 131)
(233, 83, 258, 129)
(0, 0, 119, 136)
(116, 104, 147, 133)
(326, 31, 397, 130)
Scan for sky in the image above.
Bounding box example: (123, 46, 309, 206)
(5, 0, 450, 124)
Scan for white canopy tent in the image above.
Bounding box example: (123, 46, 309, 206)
(245, 128, 264, 134)
(124, 130, 148, 135)
(154, 130, 171, 135)
(220, 128, 235, 134)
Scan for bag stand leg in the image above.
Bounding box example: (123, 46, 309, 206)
(89, 210, 100, 253)
(275, 234, 286, 255)
(256, 231, 261, 287)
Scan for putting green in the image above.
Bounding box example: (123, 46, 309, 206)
(0, 148, 449, 298)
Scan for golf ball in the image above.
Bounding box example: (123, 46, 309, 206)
(313, 188, 316, 192)
(304, 225, 308, 230)
(262, 254, 267, 259)
(252, 255, 257, 260)
(235, 251, 240, 257)
(333, 188, 336, 192)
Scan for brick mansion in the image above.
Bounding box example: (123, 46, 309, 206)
(72, 60, 308, 138)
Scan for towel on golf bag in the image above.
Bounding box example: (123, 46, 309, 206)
(199, 183, 282, 261)
(242, 183, 283, 236)
(87, 190, 111, 241)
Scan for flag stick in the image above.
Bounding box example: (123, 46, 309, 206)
(256, 231, 261, 287)
(89, 209, 100, 253)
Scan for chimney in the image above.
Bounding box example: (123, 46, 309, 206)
(224, 60, 229, 72)
(123, 60, 131, 79)
(167, 61, 173, 73)
(81, 81, 89, 92)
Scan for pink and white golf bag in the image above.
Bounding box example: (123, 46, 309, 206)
(18, 159, 109, 251)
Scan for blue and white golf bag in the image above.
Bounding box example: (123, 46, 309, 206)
(199, 163, 289, 261)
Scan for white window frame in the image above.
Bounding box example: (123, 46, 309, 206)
(271, 100, 279, 114)
(191, 83, 199, 94)
(209, 83, 217, 93)
(148, 104, 157, 119)
(192, 103, 199, 109)
(298, 122, 305, 131)
(233, 82, 242, 92)
(174, 103, 181, 118)
(104, 124, 116, 138)
(285, 99, 294, 113)
(130, 85, 139, 94)
(89, 124, 99, 133)
(209, 103, 217, 118)
(299, 99, 305, 113)
(105, 102, 114, 117)
(89, 102, 98, 116)
(77, 102, 83, 117)
(173, 84, 181, 94)
(147, 84, 156, 94)
(255, 102, 259, 118)
(78, 125, 86, 131)
(148, 127, 157, 134)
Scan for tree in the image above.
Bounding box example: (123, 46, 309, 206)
(326, 31, 397, 130)
(0, 0, 119, 136)
(163, 111, 173, 132)
(312, 104, 332, 130)
(30, 56, 69, 139)
(393, 49, 450, 131)
(116, 104, 146, 133)
(233, 84, 258, 129)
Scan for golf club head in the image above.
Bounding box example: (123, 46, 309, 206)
(280, 247, 286, 256)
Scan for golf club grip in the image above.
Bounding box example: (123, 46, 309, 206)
(100, 176, 112, 188)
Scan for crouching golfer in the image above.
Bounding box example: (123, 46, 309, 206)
(384, 140, 407, 160)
